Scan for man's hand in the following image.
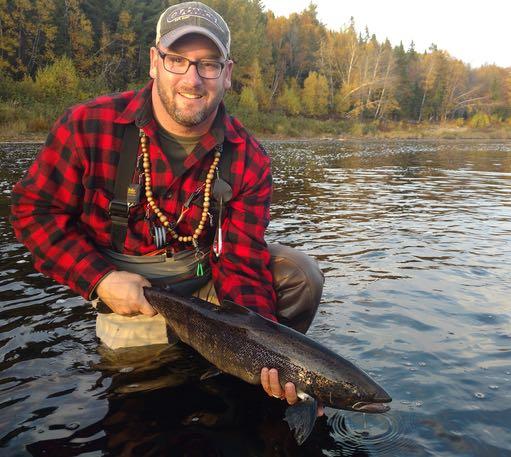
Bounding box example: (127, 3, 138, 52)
(260, 368, 324, 416)
(96, 270, 156, 316)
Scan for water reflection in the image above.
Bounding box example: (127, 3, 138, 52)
(1, 140, 511, 456)
(24, 342, 336, 456)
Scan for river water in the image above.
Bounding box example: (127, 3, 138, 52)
(1, 140, 510, 456)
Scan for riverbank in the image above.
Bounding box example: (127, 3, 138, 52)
(246, 113, 511, 141)
(259, 124, 511, 141)
(1, 116, 510, 143)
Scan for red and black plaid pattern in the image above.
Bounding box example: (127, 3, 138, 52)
(11, 81, 277, 320)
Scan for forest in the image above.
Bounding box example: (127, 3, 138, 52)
(1, 0, 510, 139)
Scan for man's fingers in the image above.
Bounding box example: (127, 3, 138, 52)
(135, 279, 155, 315)
(261, 368, 324, 415)
(284, 382, 298, 405)
(268, 368, 283, 398)
(261, 368, 272, 396)
(139, 301, 157, 316)
(261, 368, 283, 398)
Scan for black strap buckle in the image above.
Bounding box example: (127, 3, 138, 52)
(109, 199, 130, 221)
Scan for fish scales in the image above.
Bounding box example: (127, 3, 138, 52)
(144, 287, 391, 411)
(149, 287, 300, 385)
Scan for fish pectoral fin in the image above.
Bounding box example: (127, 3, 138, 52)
(284, 394, 318, 446)
(200, 367, 223, 381)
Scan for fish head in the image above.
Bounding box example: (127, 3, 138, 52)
(327, 375, 392, 413)
(344, 382, 392, 413)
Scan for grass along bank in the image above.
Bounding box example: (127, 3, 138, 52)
(2, 105, 510, 142)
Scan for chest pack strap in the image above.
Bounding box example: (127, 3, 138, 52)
(108, 124, 234, 253)
(109, 123, 140, 252)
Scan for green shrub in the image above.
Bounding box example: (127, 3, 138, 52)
(223, 91, 239, 113)
(0, 100, 22, 123)
(0, 74, 16, 100)
(277, 82, 301, 116)
(469, 112, 491, 128)
(33, 57, 81, 107)
(80, 75, 110, 99)
(350, 122, 365, 136)
(238, 87, 259, 112)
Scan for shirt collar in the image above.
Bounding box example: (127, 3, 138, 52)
(114, 80, 153, 127)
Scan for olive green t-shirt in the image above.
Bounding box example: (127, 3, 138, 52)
(157, 123, 202, 173)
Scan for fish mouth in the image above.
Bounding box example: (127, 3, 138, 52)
(351, 401, 391, 413)
(352, 393, 392, 413)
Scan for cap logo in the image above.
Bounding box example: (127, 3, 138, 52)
(166, 6, 227, 33)
(156, 2, 230, 55)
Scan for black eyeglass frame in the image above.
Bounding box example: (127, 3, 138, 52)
(156, 48, 227, 79)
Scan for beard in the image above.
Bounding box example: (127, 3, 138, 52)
(155, 75, 225, 127)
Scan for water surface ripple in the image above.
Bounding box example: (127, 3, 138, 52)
(1, 140, 510, 456)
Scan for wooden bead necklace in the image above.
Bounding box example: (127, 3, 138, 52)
(140, 130, 221, 245)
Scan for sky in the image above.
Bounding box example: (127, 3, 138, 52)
(262, 0, 510, 68)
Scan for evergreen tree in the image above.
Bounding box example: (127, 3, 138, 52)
(207, 0, 270, 92)
(55, 0, 94, 74)
(0, 0, 57, 78)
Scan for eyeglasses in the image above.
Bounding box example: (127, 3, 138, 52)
(157, 49, 226, 79)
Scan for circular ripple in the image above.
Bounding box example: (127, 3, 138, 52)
(327, 410, 416, 455)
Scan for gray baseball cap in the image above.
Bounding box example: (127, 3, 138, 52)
(155, 2, 231, 59)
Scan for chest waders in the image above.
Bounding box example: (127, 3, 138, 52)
(97, 124, 325, 350)
(105, 124, 233, 295)
(95, 123, 233, 349)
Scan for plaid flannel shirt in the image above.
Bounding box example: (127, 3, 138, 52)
(11, 81, 277, 320)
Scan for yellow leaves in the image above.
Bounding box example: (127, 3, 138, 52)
(334, 84, 354, 115)
(469, 112, 491, 128)
(239, 87, 259, 112)
(302, 72, 328, 116)
(243, 60, 271, 111)
(65, 0, 94, 72)
(33, 57, 80, 103)
(277, 80, 301, 116)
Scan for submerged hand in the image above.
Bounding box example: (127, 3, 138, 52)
(260, 368, 324, 416)
(95, 270, 156, 316)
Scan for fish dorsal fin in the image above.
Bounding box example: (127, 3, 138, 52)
(216, 299, 253, 315)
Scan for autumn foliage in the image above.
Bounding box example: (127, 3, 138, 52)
(0, 0, 510, 136)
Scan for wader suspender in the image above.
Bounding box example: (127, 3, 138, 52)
(108, 123, 233, 252)
(109, 123, 140, 252)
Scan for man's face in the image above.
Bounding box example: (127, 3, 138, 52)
(149, 34, 233, 130)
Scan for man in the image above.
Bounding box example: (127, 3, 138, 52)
(11, 2, 323, 408)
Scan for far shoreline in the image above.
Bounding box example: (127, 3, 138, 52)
(2, 130, 510, 144)
(1, 119, 511, 144)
